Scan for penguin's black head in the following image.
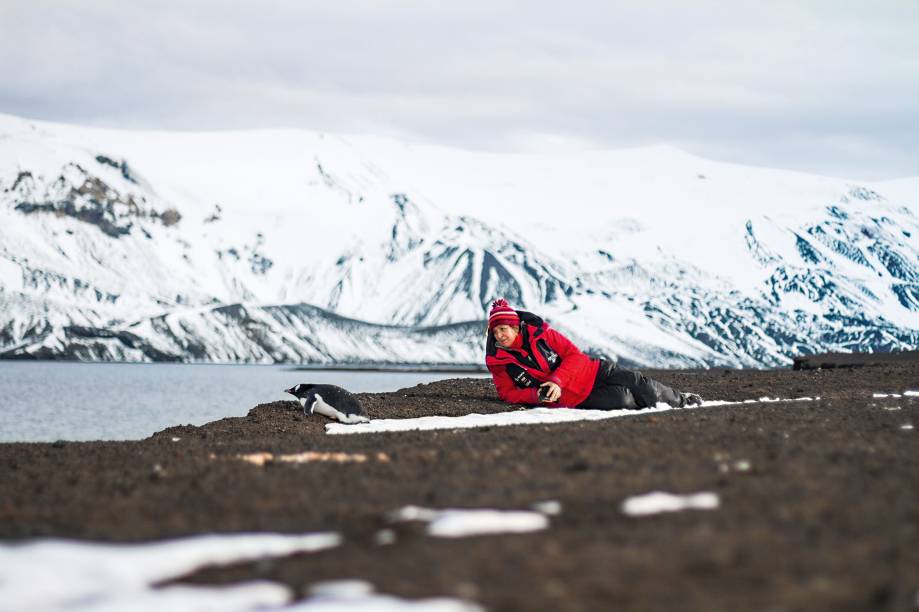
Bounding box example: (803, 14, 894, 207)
(285, 383, 316, 399)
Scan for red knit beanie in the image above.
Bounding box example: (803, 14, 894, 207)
(488, 298, 520, 330)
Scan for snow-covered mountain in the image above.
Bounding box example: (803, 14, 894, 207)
(1, 113, 917, 367)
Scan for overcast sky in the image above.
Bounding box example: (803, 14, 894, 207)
(2, 1, 918, 180)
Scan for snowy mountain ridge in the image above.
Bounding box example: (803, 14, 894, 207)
(1, 113, 917, 367)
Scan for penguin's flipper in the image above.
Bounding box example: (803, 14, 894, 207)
(311, 394, 371, 424)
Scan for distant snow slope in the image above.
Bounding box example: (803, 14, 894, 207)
(1, 113, 917, 366)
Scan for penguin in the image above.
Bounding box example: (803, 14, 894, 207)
(284, 383, 370, 424)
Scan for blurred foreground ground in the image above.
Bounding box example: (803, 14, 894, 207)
(2, 363, 918, 611)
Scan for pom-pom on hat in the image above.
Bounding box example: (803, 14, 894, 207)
(488, 298, 520, 330)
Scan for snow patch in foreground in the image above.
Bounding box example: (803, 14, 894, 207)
(621, 492, 720, 517)
(308, 580, 376, 598)
(297, 581, 480, 611)
(326, 397, 821, 435)
(0, 532, 339, 612)
(0, 532, 478, 612)
(390, 506, 549, 538)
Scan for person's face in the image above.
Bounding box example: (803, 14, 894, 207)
(493, 324, 519, 347)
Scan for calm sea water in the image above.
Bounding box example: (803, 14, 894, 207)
(0, 362, 486, 442)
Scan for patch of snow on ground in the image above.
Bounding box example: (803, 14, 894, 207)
(0, 533, 481, 612)
(307, 581, 377, 598)
(531, 500, 562, 516)
(621, 492, 720, 517)
(905, 390, 919, 397)
(0, 533, 340, 612)
(699, 396, 820, 407)
(326, 397, 822, 435)
(902, 424, 914, 431)
(390, 506, 549, 538)
(373, 529, 397, 546)
(288, 594, 482, 611)
(328, 405, 670, 435)
(874, 393, 903, 398)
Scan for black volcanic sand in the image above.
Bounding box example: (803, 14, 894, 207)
(2, 365, 919, 611)
(793, 350, 919, 370)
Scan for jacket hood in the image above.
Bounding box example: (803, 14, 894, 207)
(517, 310, 543, 328)
(485, 309, 547, 357)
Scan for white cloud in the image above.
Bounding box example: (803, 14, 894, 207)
(1, 0, 917, 179)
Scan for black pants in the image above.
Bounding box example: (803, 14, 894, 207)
(578, 360, 684, 410)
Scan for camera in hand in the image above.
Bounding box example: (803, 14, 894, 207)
(538, 385, 551, 401)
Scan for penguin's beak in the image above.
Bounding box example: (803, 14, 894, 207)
(284, 387, 294, 395)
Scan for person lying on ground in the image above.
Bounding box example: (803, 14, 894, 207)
(484, 299, 703, 410)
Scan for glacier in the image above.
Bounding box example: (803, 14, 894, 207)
(0, 113, 917, 367)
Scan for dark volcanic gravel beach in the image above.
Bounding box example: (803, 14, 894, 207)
(2, 363, 919, 611)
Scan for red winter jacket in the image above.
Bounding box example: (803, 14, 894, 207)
(485, 311, 600, 408)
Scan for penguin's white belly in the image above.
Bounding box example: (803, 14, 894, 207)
(310, 393, 370, 424)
